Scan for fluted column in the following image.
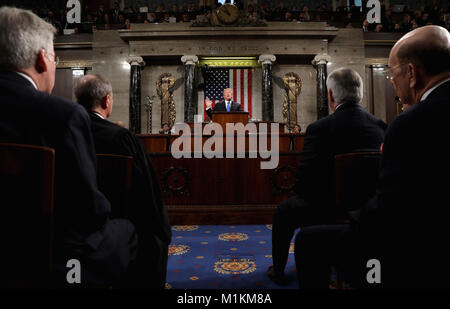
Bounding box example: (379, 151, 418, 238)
(312, 53, 331, 120)
(259, 54, 276, 122)
(181, 55, 198, 123)
(128, 56, 145, 134)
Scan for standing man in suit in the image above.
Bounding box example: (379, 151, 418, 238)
(0, 7, 137, 287)
(267, 68, 387, 285)
(295, 25, 450, 288)
(74, 74, 172, 289)
(205, 88, 242, 120)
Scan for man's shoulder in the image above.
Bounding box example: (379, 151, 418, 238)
(90, 114, 129, 135)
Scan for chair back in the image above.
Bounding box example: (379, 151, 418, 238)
(96, 154, 133, 218)
(0, 143, 55, 287)
(335, 151, 381, 216)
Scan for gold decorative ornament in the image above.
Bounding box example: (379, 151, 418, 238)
(282, 72, 302, 131)
(217, 4, 240, 24)
(156, 73, 176, 129)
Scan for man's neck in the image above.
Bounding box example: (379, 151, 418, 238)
(15, 69, 39, 91)
(91, 109, 107, 119)
(416, 71, 450, 102)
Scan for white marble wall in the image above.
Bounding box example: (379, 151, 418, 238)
(142, 65, 185, 133)
(272, 65, 317, 132)
(91, 27, 371, 133)
(92, 30, 131, 127)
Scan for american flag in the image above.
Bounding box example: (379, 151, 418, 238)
(204, 68, 253, 119)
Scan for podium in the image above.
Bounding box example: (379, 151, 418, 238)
(212, 111, 249, 130)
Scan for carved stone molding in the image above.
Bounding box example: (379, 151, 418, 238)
(181, 55, 199, 66)
(127, 56, 145, 67)
(258, 54, 276, 65)
(312, 53, 331, 66)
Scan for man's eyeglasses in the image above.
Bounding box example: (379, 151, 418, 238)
(382, 64, 402, 81)
(46, 50, 59, 66)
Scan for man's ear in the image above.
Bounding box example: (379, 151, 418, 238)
(35, 49, 48, 74)
(407, 63, 417, 88)
(328, 88, 334, 104)
(100, 95, 109, 109)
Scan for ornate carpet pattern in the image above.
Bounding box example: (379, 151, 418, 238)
(166, 225, 300, 289)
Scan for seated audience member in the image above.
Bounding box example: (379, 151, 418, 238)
(0, 7, 138, 287)
(374, 23, 383, 32)
(295, 25, 450, 289)
(159, 122, 171, 134)
(362, 19, 370, 32)
(267, 68, 387, 285)
(292, 124, 301, 133)
(74, 74, 172, 289)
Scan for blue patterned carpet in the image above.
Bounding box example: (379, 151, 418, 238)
(166, 225, 300, 289)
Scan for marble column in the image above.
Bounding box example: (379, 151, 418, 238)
(128, 56, 145, 134)
(312, 53, 331, 120)
(259, 54, 276, 122)
(181, 55, 198, 123)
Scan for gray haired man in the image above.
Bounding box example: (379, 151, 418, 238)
(267, 67, 387, 285)
(0, 7, 138, 287)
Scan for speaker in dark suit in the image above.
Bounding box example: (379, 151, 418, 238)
(295, 26, 450, 289)
(268, 68, 387, 285)
(0, 7, 137, 287)
(75, 74, 172, 289)
(205, 88, 242, 120)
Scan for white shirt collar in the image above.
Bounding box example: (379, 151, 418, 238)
(92, 112, 105, 119)
(15, 71, 38, 90)
(420, 77, 450, 102)
(335, 102, 346, 111)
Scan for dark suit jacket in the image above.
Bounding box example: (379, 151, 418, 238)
(0, 71, 132, 277)
(206, 100, 242, 119)
(88, 113, 172, 245)
(295, 102, 387, 207)
(349, 80, 450, 288)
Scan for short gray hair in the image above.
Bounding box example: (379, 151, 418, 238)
(74, 74, 113, 110)
(0, 6, 56, 70)
(326, 68, 363, 104)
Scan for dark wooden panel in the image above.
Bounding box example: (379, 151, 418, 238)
(141, 134, 305, 225)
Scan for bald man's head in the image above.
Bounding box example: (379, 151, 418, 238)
(392, 25, 450, 77)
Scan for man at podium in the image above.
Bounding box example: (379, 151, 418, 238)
(205, 88, 242, 120)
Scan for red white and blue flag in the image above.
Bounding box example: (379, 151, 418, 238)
(204, 68, 253, 119)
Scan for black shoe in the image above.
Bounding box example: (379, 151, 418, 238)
(267, 265, 290, 286)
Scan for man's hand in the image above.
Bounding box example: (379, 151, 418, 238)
(205, 97, 212, 109)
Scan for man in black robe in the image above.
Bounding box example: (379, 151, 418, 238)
(75, 74, 172, 289)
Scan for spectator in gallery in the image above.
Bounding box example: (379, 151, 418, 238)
(382, 9, 394, 32)
(393, 23, 403, 32)
(181, 13, 191, 23)
(302, 5, 311, 21)
(284, 11, 294, 22)
(400, 13, 412, 33)
(362, 19, 370, 32)
(156, 3, 166, 13)
(374, 23, 383, 32)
